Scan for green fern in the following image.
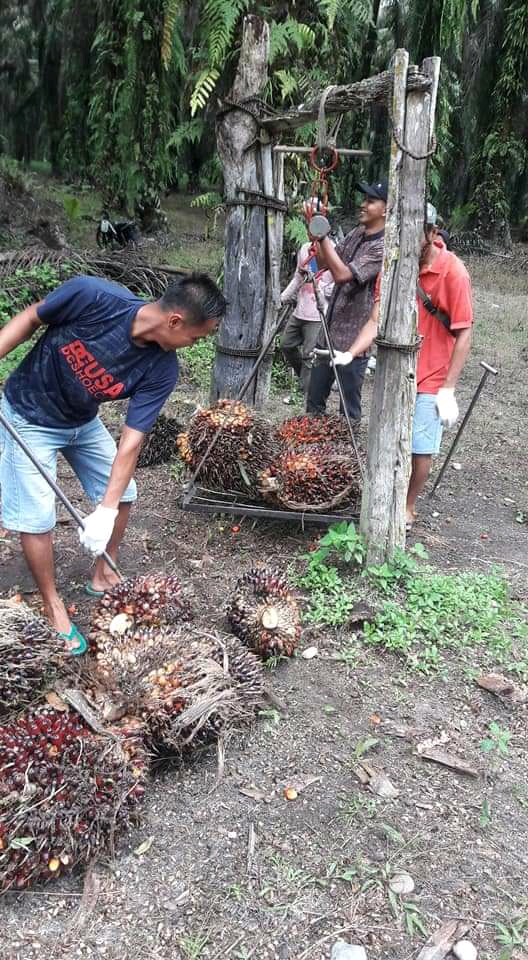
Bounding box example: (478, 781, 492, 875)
(318, 0, 371, 30)
(269, 18, 316, 65)
(318, 0, 339, 30)
(274, 69, 299, 101)
(190, 68, 221, 116)
(166, 119, 205, 150)
(203, 0, 248, 67)
(285, 216, 309, 247)
(190, 191, 223, 209)
(161, 0, 180, 69)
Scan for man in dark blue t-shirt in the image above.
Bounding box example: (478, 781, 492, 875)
(0, 272, 226, 652)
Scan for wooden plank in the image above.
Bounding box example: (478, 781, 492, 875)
(261, 69, 432, 132)
(361, 54, 441, 563)
(273, 146, 370, 157)
(258, 141, 284, 406)
(211, 16, 270, 405)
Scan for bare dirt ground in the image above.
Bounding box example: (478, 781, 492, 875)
(1, 242, 527, 959)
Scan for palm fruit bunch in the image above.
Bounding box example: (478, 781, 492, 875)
(259, 442, 362, 511)
(94, 627, 265, 753)
(0, 703, 147, 892)
(226, 568, 301, 660)
(176, 399, 279, 494)
(275, 414, 351, 447)
(89, 573, 193, 666)
(0, 600, 67, 716)
(137, 414, 183, 468)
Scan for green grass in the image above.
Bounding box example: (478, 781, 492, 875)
(0, 263, 69, 381)
(297, 522, 528, 676)
(178, 338, 216, 388)
(363, 567, 528, 676)
(0, 342, 36, 381)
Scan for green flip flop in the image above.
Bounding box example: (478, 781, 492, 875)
(85, 583, 105, 599)
(59, 623, 88, 656)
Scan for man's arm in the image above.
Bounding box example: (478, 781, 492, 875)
(319, 236, 354, 284)
(100, 426, 145, 509)
(0, 303, 43, 359)
(79, 426, 146, 555)
(347, 301, 380, 357)
(443, 327, 472, 388)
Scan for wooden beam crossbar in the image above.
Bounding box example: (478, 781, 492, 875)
(273, 146, 371, 157)
(260, 69, 432, 132)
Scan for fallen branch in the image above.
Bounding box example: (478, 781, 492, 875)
(416, 919, 470, 960)
(416, 745, 478, 778)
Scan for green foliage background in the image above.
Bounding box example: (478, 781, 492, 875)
(0, 0, 526, 238)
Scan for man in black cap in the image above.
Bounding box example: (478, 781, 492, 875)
(307, 180, 386, 420)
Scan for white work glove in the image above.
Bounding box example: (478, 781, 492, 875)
(312, 348, 353, 366)
(435, 387, 459, 427)
(79, 505, 118, 555)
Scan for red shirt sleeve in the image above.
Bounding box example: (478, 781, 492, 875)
(442, 262, 473, 330)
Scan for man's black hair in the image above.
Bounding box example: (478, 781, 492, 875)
(160, 272, 227, 326)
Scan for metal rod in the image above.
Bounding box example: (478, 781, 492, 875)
(429, 360, 498, 497)
(0, 409, 122, 577)
(310, 277, 365, 481)
(182, 491, 359, 526)
(273, 146, 371, 157)
(182, 304, 291, 504)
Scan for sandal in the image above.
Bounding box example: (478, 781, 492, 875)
(59, 623, 88, 656)
(85, 583, 105, 599)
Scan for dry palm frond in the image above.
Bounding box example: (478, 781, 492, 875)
(0, 249, 186, 299)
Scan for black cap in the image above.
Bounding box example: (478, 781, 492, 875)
(357, 179, 388, 202)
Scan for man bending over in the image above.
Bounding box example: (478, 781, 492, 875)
(0, 272, 226, 651)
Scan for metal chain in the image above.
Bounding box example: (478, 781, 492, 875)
(387, 70, 437, 161)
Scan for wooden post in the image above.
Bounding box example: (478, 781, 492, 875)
(211, 16, 284, 407)
(360, 54, 441, 564)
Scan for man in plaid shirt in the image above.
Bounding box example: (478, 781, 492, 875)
(307, 180, 386, 421)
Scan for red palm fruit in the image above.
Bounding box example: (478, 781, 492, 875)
(89, 573, 193, 660)
(176, 399, 280, 494)
(275, 414, 352, 447)
(260, 442, 362, 511)
(0, 705, 147, 892)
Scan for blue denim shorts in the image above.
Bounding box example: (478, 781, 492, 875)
(0, 397, 137, 533)
(412, 393, 444, 456)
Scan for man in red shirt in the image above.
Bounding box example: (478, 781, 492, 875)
(320, 204, 473, 526)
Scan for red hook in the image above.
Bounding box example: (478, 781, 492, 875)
(309, 145, 339, 174)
